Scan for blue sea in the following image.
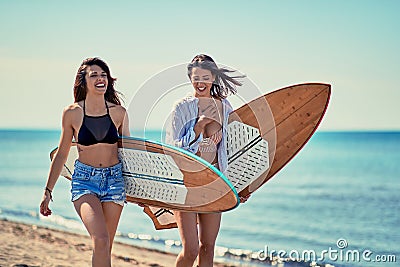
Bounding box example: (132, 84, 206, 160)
(0, 129, 399, 267)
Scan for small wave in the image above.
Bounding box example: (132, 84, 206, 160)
(117, 231, 181, 249)
(40, 214, 85, 232)
(0, 207, 85, 234)
(0, 207, 40, 220)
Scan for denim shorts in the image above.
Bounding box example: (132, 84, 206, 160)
(71, 160, 126, 206)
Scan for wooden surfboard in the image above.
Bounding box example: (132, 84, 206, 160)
(144, 83, 331, 229)
(50, 136, 239, 212)
(227, 83, 331, 196)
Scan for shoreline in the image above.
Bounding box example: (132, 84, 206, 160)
(0, 218, 243, 267)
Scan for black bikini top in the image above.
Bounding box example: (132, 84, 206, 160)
(77, 100, 119, 146)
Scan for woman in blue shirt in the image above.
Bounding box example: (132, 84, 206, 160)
(166, 54, 246, 267)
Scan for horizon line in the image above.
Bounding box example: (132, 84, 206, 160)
(1, 127, 400, 133)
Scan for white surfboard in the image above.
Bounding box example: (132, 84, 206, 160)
(50, 136, 239, 212)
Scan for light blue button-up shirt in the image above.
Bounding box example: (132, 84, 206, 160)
(165, 94, 233, 173)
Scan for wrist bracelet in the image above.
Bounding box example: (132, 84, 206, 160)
(45, 187, 53, 202)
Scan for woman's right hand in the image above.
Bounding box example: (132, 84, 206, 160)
(240, 194, 251, 203)
(197, 114, 215, 127)
(198, 99, 220, 122)
(194, 115, 215, 138)
(39, 192, 53, 216)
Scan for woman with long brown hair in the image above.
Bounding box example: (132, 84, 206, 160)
(39, 57, 130, 266)
(167, 54, 248, 266)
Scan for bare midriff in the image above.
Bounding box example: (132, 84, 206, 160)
(77, 143, 119, 168)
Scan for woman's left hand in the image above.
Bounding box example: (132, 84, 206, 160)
(239, 194, 251, 203)
(39, 193, 53, 216)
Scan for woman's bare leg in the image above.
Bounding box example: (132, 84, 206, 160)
(102, 202, 123, 252)
(198, 213, 221, 267)
(74, 194, 111, 267)
(175, 211, 199, 267)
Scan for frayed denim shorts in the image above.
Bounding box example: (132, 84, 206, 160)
(71, 160, 126, 206)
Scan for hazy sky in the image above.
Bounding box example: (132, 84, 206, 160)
(1, 0, 399, 131)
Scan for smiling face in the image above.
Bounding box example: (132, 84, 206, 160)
(85, 65, 108, 96)
(190, 67, 215, 98)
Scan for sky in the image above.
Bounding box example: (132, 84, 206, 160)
(0, 0, 399, 131)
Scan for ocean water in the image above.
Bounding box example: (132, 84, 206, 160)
(0, 129, 399, 267)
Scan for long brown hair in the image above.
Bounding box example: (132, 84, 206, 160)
(73, 57, 121, 105)
(187, 54, 244, 99)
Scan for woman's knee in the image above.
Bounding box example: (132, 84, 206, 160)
(92, 234, 110, 251)
(183, 245, 199, 261)
(199, 241, 216, 255)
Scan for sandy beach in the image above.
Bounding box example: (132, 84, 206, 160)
(0, 219, 231, 267)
